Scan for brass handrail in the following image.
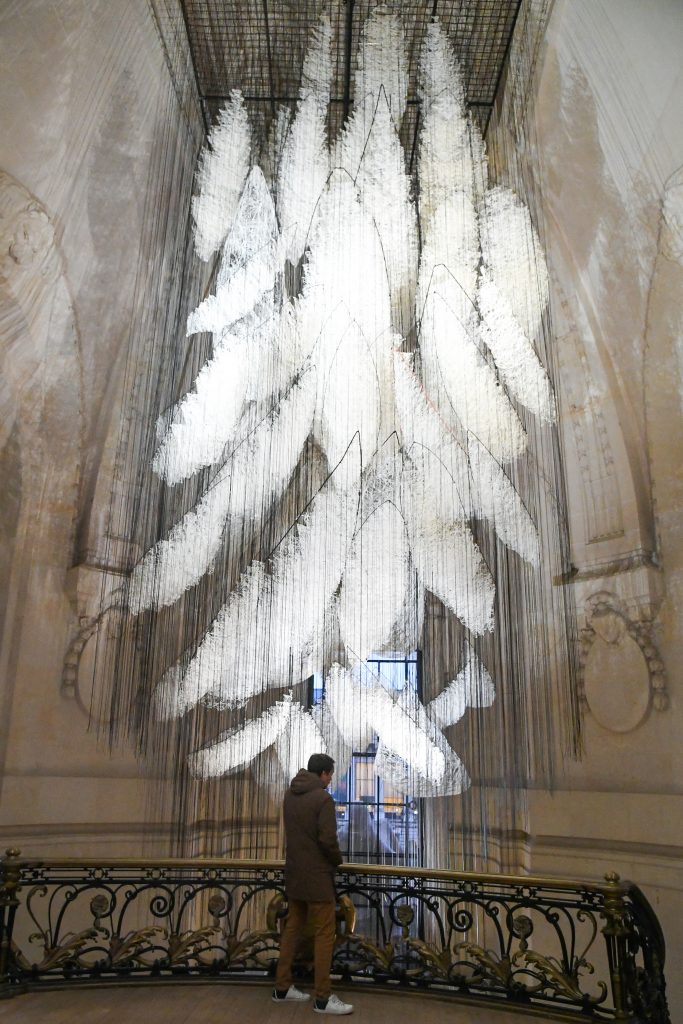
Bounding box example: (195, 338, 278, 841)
(0, 848, 670, 1022)
(2, 853, 632, 894)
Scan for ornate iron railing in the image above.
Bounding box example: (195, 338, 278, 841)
(0, 849, 670, 1022)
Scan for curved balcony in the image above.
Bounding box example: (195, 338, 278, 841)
(0, 850, 671, 1022)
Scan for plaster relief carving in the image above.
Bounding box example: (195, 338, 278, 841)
(62, 564, 126, 723)
(551, 281, 624, 548)
(0, 173, 56, 280)
(61, 615, 99, 702)
(578, 591, 667, 733)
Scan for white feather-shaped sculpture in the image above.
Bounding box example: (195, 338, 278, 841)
(478, 274, 555, 421)
(401, 451, 495, 636)
(136, 10, 564, 799)
(316, 319, 381, 474)
(296, 172, 396, 444)
(277, 17, 331, 266)
(153, 305, 292, 485)
(191, 91, 252, 262)
(338, 501, 413, 662)
(311, 700, 353, 782)
(467, 433, 540, 567)
(188, 167, 281, 337)
(393, 350, 472, 515)
(418, 18, 464, 111)
(374, 685, 470, 796)
(417, 23, 479, 232)
(336, 99, 418, 336)
(323, 663, 376, 753)
(325, 663, 446, 781)
(298, 172, 393, 362)
(129, 365, 317, 613)
(428, 645, 495, 730)
(153, 331, 250, 484)
(417, 192, 480, 326)
(354, 7, 408, 127)
(479, 186, 549, 342)
(275, 701, 327, 785)
(152, 443, 360, 719)
(416, 186, 527, 463)
(477, 186, 554, 420)
(418, 287, 527, 463)
(188, 695, 293, 778)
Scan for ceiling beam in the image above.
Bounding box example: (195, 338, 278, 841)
(342, 0, 355, 122)
(261, 0, 277, 117)
(202, 93, 493, 109)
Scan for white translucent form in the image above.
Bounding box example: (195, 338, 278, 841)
(393, 351, 472, 515)
(300, 14, 333, 100)
(374, 687, 470, 796)
(322, 664, 376, 753)
(418, 288, 527, 463)
(401, 452, 495, 636)
(277, 17, 331, 265)
(129, 366, 317, 613)
(278, 94, 329, 267)
(153, 310, 283, 485)
(354, 8, 408, 127)
(428, 645, 495, 730)
(336, 100, 418, 335)
(298, 173, 393, 363)
(191, 90, 252, 261)
(275, 701, 327, 786)
(417, 18, 465, 112)
(467, 434, 540, 567)
(325, 664, 446, 782)
(152, 443, 361, 719)
(296, 173, 395, 441)
(317, 319, 381, 474)
(311, 705, 352, 782)
(479, 186, 549, 343)
(188, 694, 293, 779)
(478, 273, 555, 421)
(187, 167, 281, 337)
(338, 501, 413, 662)
(417, 192, 479, 326)
(418, 34, 470, 221)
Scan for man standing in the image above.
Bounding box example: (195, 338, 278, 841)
(272, 752, 353, 1015)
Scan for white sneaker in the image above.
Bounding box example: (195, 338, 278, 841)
(313, 994, 354, 1015)
(272, 985, 311, 1003)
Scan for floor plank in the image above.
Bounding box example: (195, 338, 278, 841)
(1, 983, 555, 1023)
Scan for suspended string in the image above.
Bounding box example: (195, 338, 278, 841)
(93, 3, 578, 869)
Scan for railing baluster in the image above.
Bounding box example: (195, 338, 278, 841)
(0, 848, 22, 1000)
(601, 871, 631, 1020)
(0, 853, 670, 1021)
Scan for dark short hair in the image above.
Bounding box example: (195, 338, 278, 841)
(307, 753, 335, 776)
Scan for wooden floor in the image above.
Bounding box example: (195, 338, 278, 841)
(2, 983, 554, 1023)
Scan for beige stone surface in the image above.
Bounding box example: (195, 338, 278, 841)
(504, 2, 683, 1018)
(0, 0, 204, 856)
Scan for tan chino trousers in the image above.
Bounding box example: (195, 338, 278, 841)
(275, 898, 337, 999)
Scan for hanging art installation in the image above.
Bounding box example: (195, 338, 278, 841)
(101, 8, 576, 850)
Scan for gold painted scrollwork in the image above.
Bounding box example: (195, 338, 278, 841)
(515, 949, 607, 1006)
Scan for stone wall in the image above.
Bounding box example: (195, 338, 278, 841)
(487, 0, 683, 1016)
(0, 0, 204, 857)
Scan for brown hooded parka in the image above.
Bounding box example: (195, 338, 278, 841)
(283, 769, 343, 902)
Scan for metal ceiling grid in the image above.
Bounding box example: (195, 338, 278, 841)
(180, 0, 522, 155)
